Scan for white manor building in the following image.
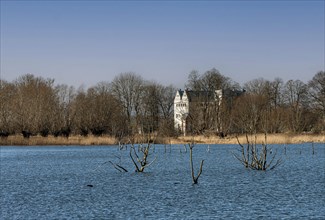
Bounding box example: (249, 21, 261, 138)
(174, 88, 243, 136)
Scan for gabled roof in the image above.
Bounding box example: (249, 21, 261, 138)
(222, 88, 245, 97)
(185, 90, 215, 102)
(177, 88, 244, 102)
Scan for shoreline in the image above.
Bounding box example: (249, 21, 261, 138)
(0, 133, 324, 146)
(169, 133, 325, 145)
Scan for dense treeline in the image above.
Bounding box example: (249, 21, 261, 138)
(0, 70, 324, 139)
(181, 69, 324, 136)
(0, 73, 175, 139)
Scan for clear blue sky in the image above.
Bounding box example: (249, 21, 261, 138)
(1, 0, 324, 88)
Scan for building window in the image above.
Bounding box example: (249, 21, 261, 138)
(176, 103, 187, 108)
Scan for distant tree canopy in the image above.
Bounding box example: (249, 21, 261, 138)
(186, 68, 240, 91)
(0, 70, 323, 138)
(0, 72, 177, 138)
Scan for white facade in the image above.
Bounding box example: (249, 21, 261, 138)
(215, 89, 223, 104)
(174, 88, 244, 136)
(174, 90, 190, 135)
(174, 89, 223, 135)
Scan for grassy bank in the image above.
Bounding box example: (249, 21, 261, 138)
(0, 133, 324, 146)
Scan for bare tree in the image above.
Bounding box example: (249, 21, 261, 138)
(129, 142, 157, 173)
(126, 132, 158, 172)
(108, 154, 129, 173)
(233, 133, 281, 170)
(188, 142, 204, 184)
(185, 68, 240, 135)
(0, 80, 16, 134)
(244, 77, 286, 133)
(11, 74, 57, 136)
(53, 84, 76, 137)
(187, 68, 237, 91)
(74, 82, 127, 137)
(308, 71, 325, 132)
(156, 84, 177, 137)
(186, 70, 201, 91)
(231, 92, 282, 170)
(283, 80, 309, 132)
(232, 93, 268, 134)
(244, 78, 270, 96)
(309, 71, 325, 113)
(73, 88, 91, 136)
(138, 82, 160, 133)
(110, 72, 144, 134)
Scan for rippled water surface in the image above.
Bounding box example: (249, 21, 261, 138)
(1, 143, 324, 219)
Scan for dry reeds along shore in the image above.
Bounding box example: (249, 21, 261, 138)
(0, 135, 117, 146)
(0, 133, 324, 146)
(170, 133, 325, 145)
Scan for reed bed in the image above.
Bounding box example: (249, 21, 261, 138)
(0, 133, 324, 146)
(170, 133, 325, 145)
(0, 135, 116, 146)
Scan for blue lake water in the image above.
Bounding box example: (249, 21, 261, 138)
(1, 143, 324, 219)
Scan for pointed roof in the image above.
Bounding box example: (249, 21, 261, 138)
(185, 90, 215, 102)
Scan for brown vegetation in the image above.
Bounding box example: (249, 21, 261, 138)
(0, 134, 116, 146)
(170, 133, 325, 145)
(0, 70, 324, 144)
(0, 133, 323, 146)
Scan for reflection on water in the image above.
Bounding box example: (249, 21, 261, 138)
(1, 144, 324, 219)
